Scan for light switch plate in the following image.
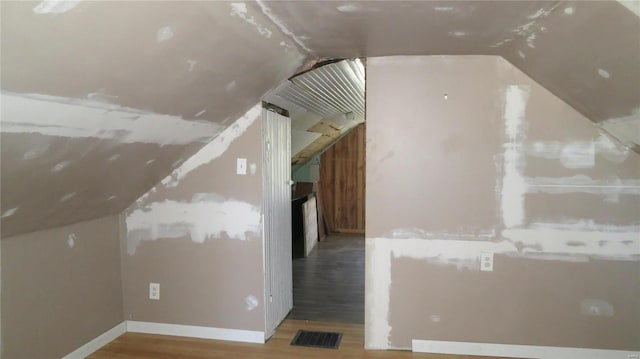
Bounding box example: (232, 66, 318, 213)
(149, 282, 160, 300)
(237, 158, 247, 175)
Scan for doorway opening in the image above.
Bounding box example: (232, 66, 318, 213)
(262, 58, 366, 336)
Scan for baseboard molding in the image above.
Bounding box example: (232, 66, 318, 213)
(412, 339, 640, 359)
(127, 321, 265, 344)
(62, 321, 126, 359)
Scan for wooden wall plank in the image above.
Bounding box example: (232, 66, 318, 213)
(320, 124, 366, 234)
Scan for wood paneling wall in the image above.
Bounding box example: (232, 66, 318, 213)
(319, 124, 365, 234)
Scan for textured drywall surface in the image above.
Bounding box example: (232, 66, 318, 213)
(121, 105, 266, 332)
(257, 0, 640, 136)
(1, 215, 124, 358)
(365, 56, 640, 350)
(0, 1, 304, 237)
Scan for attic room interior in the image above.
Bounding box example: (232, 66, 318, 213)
(1, 1, 639, 359)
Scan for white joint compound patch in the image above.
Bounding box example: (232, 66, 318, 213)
(107, 154, 120, 162)
(60, 192, 77, 202)
(226, 81, 238, 92)
(564, 7, 574, 15)
(33, 0, 81, 14)
(245, 295, 259, 311)
(526, 134, 630, 168)
(126, 194, 261, 255)
(107, 195, 116, 201)
(1, 207, 18, 219)
(598, 68, 611, 79)
(23, 146, 49, 160)
(501, 85, 530, 229)
(145, 159, 156, 166)
(580, 299, 614, 317)
(1, 92, 222, 145)
(230, 2, 272, 38)
(156, 26, 174, 42)
(67, 233, 76, 248)
(51, 161, 71, 173)
(255, 0, 313, 53)
(598, 107, 640, 149)
(365, 237, 392, 349)
(151, 104, 261, 190)
(187, 59, 197, 72)
(249, 163, 257, 175)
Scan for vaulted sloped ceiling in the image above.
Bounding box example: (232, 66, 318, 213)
(1, 0, 638, 238)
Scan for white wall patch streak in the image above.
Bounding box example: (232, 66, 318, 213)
(156, 26, 174, 42)
(501, 85, 530, 228)
(187, 59, 197, 72)
(126, 194, 261, 255)
(365, 237, 392, 349)
(598, 68, 611, 79)
(60, 192, 77, 202)
(194, 109, 206, 117)
(249, 163, 257, 175)
(23, 146, 49, 160)
(245, 295, 259, 311)
(67, 233, 76, 248)
(598, 107, 640, 149)
(564, 7, 574, 15)
(155, 104, 261, 189)
(502, 228, 639, 259)
(230, 3, 272, 38)
(255, 0, 313, 54)
(526, 134, 629, 167)
(52, 161, 71, 173)
(580, 299, 614, 317)
(33, 0, 81, 14)
(1, 93, 222, 145)
(1, 207, 18, 219)
(107, 154, 120, 162)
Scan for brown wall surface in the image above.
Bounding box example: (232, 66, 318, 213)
(1, 215, 124, 358)
(320, 124, 366, 234)
(365, 56, 640, 350)
(121, 105, 266, 332)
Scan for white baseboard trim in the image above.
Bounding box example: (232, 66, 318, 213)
(127, 321, 265, 344)
(62, 321, 126, 359)
(412, 339, 640, 359)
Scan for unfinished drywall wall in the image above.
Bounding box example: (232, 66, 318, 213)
(365, 56, 639, 351)
(1, 1, 305, 238)
(121, 104, 266, 333)
(1, 215, 123, 358)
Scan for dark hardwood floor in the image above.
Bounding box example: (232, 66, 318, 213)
(288, 234, 365, 324)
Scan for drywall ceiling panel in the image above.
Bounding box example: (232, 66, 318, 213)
(256, 1, 640, 151)
(1, 1, 305, 237)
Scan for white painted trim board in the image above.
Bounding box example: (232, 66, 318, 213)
(412, 339, 640, 359)
(127, 321, 265, 344)
(62, 321, 126, 359)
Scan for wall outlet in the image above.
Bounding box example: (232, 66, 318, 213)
(237, 158, 247, 175)
(480, 252, 494, 272)
(149, 282, 160, 300)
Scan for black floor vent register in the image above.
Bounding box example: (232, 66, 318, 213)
(290, 330, 343, 349)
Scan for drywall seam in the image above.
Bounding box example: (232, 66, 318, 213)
(229, 2, 272, 38)
(375, 227, 638, 269)
(500, 85, 531, 228)
(126, 195, 261, 255)
(0, 92, 222, 145)
(365, 237, 392, 349)
(412, 338, 640, 358)
(153, 104, 261, 189)
(61, 321, 126, 359)
(33, 0, 81, 14)
(255, 0, 314, 54)
(525, 134, 630, 167)
(127, 321, 265, 343)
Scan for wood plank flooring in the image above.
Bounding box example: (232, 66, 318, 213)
(288, 234, 365, 323)
(90, 319, 501, 359)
